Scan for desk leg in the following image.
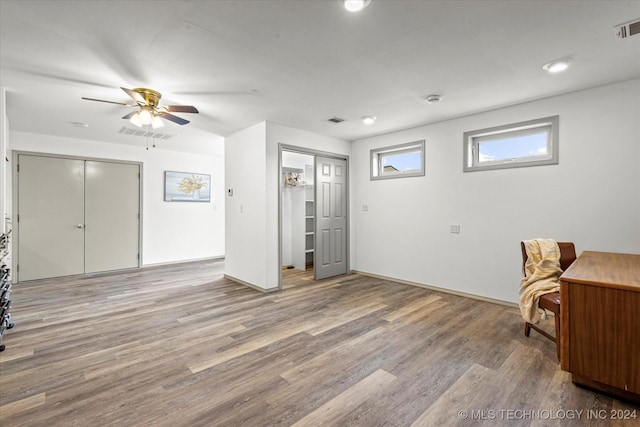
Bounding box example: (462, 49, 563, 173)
(559, 280, 570, 371)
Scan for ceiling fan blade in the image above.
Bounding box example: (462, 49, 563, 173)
(121, 87, 146, 104)
(82, 97, 135, 107)
(159, 112, 190, 125)
(121, 112, 137, 120)
(165, 105, 199, 114)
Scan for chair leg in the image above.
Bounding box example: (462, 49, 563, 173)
(554, 313, 561, 361)
(524, 311, 561, 362)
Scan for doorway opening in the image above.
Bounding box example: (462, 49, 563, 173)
(281, 151, 314, 286)
(278, 145, 349, 290)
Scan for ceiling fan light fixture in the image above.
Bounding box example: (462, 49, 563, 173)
(139, 108, 153, 125)
(129, 112, 143, 127)
(151, 115, 165, 129)
(84, 87, 198, 130)
(343, 0, 371, 12)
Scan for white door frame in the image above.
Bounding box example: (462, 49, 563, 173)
(278, 144, 349, 290)
(12, 151, 143, 282)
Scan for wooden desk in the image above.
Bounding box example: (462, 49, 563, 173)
(559, 251, 640, 403)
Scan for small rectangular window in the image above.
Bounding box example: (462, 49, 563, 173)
(463, 116, 558, 172)
(371, 140, 425, 180)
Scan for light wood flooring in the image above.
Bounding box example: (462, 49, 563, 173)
(0, 261, 637, 426)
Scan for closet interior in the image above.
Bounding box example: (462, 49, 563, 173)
(281, 151, 314, 272)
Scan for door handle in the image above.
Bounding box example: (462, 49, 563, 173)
(77, 224, 84, 229)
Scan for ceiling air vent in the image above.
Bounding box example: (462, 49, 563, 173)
(615, 18, 640, 39)
(118, 126, 173, 140)
(327, 117, 345, 124)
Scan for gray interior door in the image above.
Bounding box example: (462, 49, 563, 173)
(315, 156, 347, 280)
(17, 155, 140, 281)
(17, 155, 86, 281)
(85, 161, 140, 273)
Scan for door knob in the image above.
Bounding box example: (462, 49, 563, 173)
(77, 224, 84, 228)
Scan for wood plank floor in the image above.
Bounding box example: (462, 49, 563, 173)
(0, 261, 637, 426)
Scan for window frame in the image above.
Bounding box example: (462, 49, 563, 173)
(463, 116, 559, 172)
(370, 140, 425, 180)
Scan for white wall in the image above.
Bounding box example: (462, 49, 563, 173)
(8, 130, 225, 266)
(225, 122, 268, 287)
(1, 88, 7, 234)
(352, 79, 640, 304)
(281, 188, 293, 267)
(225, 121, 350, 291)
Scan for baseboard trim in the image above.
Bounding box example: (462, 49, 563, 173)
(224, 274, 279, 294)
(17, 257, 226, 284)
(142, 256, 225, 268)
(351, 270, 518, 309)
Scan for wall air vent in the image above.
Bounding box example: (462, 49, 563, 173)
(615, 18, 640, 39)
(327, 117, 345, 124)
(118, 126, 173, 140)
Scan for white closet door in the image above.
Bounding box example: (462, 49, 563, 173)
(17, 155, 85, 281)
(84, 161, 140, 274)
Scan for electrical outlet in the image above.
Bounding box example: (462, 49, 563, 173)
(450, 224, 460, 234)
(362, 204, 368, 212)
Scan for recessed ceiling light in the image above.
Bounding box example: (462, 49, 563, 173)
(543, 59, 570, 73)
(70, 122, 89, 128)
(425, 94, 442, 104)
(362, 115, 376, 125)
(342, 0, 372, 12)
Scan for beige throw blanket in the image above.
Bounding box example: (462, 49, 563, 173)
(519, 239, 562, 324)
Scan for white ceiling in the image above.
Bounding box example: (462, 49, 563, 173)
(1, 0, 639, 148)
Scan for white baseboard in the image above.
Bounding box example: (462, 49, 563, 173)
(224, 274, 279, 293)
(142, 256, 225, 268)
(351, 270, 518, 309)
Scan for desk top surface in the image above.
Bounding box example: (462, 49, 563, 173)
(560, 251, 640, 291)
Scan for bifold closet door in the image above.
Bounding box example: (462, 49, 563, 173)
(17, 155, 86, 281)
(84, 161, 140, 274)
(17, 155, 140, 282)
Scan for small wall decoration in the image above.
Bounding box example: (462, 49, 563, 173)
(164, 171, 211, 202)
(284, 171, 304, 186)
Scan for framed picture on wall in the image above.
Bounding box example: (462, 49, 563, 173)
(164, 171, 211, 202)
